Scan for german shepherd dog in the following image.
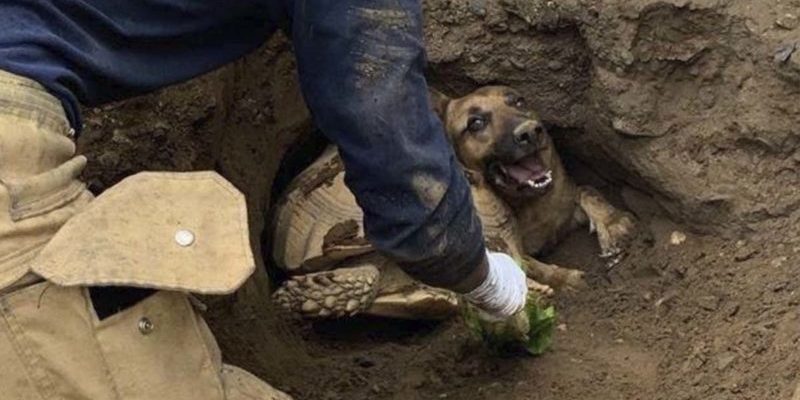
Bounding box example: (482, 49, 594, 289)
(432, 86, 635, 290)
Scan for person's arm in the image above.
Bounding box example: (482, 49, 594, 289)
(287, 0, 527, 318)
(287, 0, 485, 292)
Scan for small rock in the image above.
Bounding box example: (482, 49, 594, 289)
(371, 384, 381, 394)
(776, 13, 799, 30)
(469, 3, 487, 17)
(670, 231, 687, 245)
(774, 43, 797, 63)
(557, 323, 568, 332)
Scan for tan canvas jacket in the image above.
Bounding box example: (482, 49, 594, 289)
(1, 172, 289, 400)
(0, 69, 290, 400)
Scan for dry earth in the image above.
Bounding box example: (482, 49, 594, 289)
(77, 1, 800, 399)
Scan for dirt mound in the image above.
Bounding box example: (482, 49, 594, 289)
(76, 1, 800, 399)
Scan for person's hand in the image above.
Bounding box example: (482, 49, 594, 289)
(464, 251, 528, 320)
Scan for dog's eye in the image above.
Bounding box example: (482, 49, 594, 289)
(466, 116, 487, 133)
(514, 97, 526, 109)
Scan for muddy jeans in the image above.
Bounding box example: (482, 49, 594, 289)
(0, 70, 291, 400)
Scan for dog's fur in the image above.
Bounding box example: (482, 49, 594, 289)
(431, 86, 635, 289)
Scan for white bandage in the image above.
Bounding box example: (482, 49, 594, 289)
(464, 251, 528, 320)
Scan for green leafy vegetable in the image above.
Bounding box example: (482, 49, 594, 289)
(463, 294, 557, 356)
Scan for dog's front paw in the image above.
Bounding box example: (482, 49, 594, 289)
(526, 278, 554, 297)
(523, 256, 587, 291)
(579, 186, 637, 266)
(592, 211, 635, 263)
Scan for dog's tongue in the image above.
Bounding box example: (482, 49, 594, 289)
(505, 155, 547, 184)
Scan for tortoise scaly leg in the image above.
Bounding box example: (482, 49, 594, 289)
(272, 265, 380, 318)
(363, 266, 459, 320)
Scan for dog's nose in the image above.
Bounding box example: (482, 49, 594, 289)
(514, 121, 545, 145)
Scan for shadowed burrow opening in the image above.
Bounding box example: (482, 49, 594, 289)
(270, 128, 331, 203)
(264, 128, 331, 287)
(548, 126, 632, 212)
(546, 125, 663, 271)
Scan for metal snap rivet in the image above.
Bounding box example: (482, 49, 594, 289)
(138, 317, 154, 335)
(174, 229, 195, 247)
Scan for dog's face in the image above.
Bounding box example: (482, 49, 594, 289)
(432, 86, 557, 198)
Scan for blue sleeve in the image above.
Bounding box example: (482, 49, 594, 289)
(0, 0, 282, 131)
(287, 0, 487, 291)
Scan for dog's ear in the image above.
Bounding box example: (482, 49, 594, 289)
(428, 87, 451, 122)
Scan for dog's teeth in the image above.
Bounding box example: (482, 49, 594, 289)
(525, 172, 554, 190)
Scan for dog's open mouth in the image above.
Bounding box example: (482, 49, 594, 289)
(491, 153, 553, 192)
